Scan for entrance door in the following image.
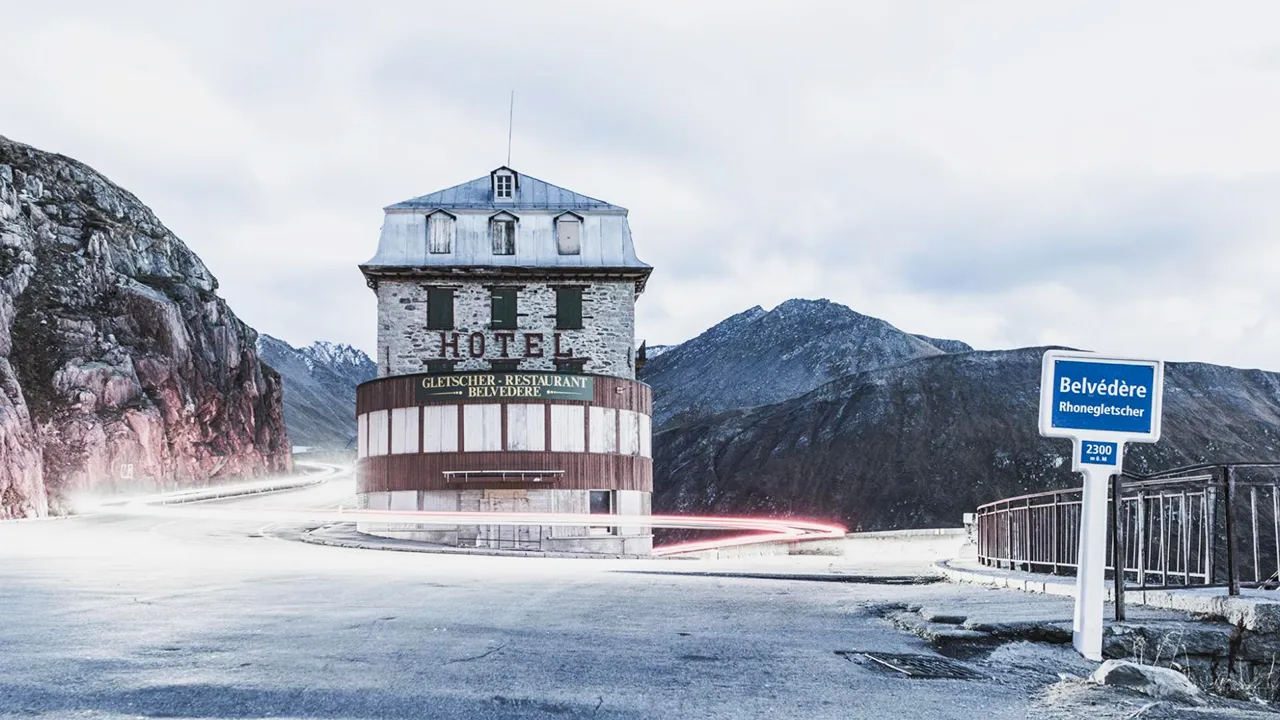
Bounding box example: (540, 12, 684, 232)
(477, 490, 541, 550)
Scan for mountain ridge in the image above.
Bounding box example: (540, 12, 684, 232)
(257, 335, 376, 449)
(639, 298, 943, 427)
(652, 344, 1280, 530)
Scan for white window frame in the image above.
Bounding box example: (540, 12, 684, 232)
(550, 405, 585, 452)
(494, 173, 514, 200)
(639, 413, 652, 458)
(490, 212, 517, 255)
(427, 211, 454, 254)
(368, 409, 390, 457)
(556, 213, 582, 255)
(588, 406, 617, 454)
(422, 405, 459, 453)
(506, 403, 546, 451)
(390, 407, 420, 454)
(619, 410, 640, 456)
(463, 404, 503, 452)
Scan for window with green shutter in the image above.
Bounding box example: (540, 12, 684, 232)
(555, 358, 586, 375)
(427, 287, 454, 330)
(555, 287, 583, 330)
(490, 288, 517, 330)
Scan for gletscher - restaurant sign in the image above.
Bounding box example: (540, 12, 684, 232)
(416, 373, 594, 402)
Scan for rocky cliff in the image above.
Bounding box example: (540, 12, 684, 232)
(0, 135, 291, 517)
(653, 347, 1280, 531)
(257, 335, 375, 450)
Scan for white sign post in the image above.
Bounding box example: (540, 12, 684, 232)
(1038, 350, 1164, 661)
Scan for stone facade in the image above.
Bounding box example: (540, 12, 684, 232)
(375, 279, 637, 379)
(358, 168, 653, 555)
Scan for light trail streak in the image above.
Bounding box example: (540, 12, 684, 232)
(94, 479, 846, 556)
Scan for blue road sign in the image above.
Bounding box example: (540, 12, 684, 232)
(1079, 440, 1118, 466)
(1049, 359, 1156, 435)
(1037, 350, 1163, 663)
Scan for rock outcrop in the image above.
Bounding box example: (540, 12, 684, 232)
(0, 135, 290, 517)
(912, 334, 974, 354)
(257, 335, 375, 450)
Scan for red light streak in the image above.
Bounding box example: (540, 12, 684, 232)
(101, 497, 846, 556)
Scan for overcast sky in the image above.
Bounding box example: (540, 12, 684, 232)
(3, 2, 1279, 370)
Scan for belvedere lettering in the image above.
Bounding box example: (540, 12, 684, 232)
(416, 372, 594, 403)
(1058, 376, 1149, 399)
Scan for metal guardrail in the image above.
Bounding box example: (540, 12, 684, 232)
(977, 463, 1280, 598)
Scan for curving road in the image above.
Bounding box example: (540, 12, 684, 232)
(0, 467, 1081, 719)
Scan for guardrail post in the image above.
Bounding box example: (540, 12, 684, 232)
(1005, 503, 1013, 570)
(1112, 473, 1125, 621)
(1205, 486, 1216, 585)
(1024, 497, 1033, 571)
(1136, 491, 1147, 587)
(1051, 492, 1060, 574)
(1224, 466, 1240, 597)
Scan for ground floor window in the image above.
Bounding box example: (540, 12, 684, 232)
(589, 490, 616, 535)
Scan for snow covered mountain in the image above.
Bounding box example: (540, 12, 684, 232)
(639, 299, 944, 427)
(257, 336, 376, 450)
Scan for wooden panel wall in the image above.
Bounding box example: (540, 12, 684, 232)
(357, 373, 651, 415)
(358, 453, 653, 493)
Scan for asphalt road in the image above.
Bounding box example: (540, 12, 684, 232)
(0, 469, 1092, 719)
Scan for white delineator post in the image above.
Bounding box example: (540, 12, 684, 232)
(1038, 350, 1164, 662)
(1072, 466, 1113, 660)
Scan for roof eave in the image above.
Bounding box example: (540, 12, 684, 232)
(359, 263, 653, 293)
(384, 203, 628, 215)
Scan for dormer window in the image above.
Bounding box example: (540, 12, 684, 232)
(425, 210, 455, 254)
(555, 212, 582, 255)
(490, 211, 517, 255)
(491, 166, 518, 203)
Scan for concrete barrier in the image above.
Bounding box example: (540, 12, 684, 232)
(675, 527, 968, 562)
(937, 557, 1280, 632)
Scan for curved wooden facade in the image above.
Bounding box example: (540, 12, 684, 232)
(359, 453, 652, 492)
(357, 372, 651, 415)
(355, 371, 653, 495)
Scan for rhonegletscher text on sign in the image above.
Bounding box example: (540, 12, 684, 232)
(1049, 360, 1156, 435)
(416, 372, 595, 402)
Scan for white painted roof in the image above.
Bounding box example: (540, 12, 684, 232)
(364, 168, 650, 272)
(386, 170, 625, 213)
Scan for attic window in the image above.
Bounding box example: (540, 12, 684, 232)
(490, 212, 517, 255)
(556, 213, 581, 255)
(494, 173, 513, 200)
(426, 211, 455, 254)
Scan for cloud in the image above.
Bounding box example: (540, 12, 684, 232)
(3, 1, 1280, 372)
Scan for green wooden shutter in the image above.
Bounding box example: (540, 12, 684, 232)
(427, 288, 454, 330)
(556, 288, 583, 330)
(491, 288, 517, 329)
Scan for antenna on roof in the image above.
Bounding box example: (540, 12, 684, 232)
(506, 90, 515, 166)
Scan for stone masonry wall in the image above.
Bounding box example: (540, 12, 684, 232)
(376, 279, 636, 379)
